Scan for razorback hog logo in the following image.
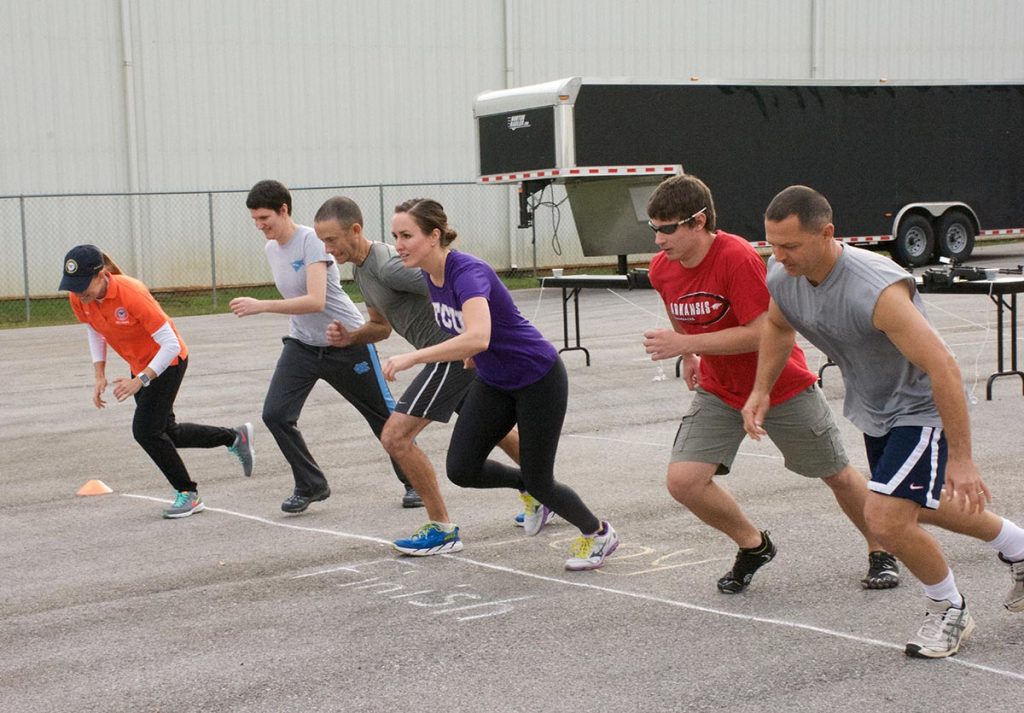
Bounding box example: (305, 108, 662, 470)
(669, 292, 729, 326)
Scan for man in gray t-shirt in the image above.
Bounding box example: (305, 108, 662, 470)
(231, 180, 414, 514)
(313, 196, 521, 557)
(743, 185, 1024, 660)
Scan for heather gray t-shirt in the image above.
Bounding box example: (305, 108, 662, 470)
(265, 225, 364, 346)
(353, 242, 450, 349)
(766, 244, 942, 437)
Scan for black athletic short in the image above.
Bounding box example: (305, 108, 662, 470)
(394, 360, 476, 422)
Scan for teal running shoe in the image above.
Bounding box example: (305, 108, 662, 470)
(162, 490, 204, 519)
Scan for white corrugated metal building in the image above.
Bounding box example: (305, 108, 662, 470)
(2, 0, 1022, 296)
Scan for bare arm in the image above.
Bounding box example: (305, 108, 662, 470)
(644, 311, 765, 361)
(230, 261, 329, 317)
(92, 359, 107, 409)
(872, 281, 988, 509)
(326, 305, 392, 347)
(382, 297, 490, 380)
(741, 299, 797, 439)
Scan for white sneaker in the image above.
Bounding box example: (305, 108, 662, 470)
(514, 509, 557, 528)
(518, 492, 553, 536)
(904, 596, 975, 658)
(565, 521, 619, 571)
(999, 553, 1024, 612)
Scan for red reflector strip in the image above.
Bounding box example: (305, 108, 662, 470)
(981, 228, 1024, 237)
(477, 165, 681, 184)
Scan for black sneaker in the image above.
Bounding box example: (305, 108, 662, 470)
(717, 531, 777, 594)
(402, 485, 424, 509)
(281, 487, 331, 514)
(862, 550, 900, 590)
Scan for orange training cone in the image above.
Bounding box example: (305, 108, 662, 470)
(76, 479, 113, 496)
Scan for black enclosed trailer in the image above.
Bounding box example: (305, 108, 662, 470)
(474, 77, 1024, 266)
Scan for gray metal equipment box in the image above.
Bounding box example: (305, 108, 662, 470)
(474, 77, 680, 257)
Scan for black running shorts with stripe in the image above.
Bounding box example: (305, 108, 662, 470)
(394, 360, 477, 423)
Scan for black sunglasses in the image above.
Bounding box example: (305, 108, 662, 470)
(647, 207, 708, 235)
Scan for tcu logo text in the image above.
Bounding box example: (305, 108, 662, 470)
(434, 303, 465, 333)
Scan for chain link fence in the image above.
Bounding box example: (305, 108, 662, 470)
(1, 181, 629, 326)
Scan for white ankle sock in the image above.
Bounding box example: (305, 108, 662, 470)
(922, 570, 962, 607)
(987, 517, 1024, 561)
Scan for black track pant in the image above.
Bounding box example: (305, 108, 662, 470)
(446, 357, 600, 534)
(132, 357, 236, 493)
(262, 338, 409, 497)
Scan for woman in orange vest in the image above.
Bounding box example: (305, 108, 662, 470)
(60, 244, 255, 518)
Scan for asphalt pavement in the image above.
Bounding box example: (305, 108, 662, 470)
(2, 242, 1023, 712)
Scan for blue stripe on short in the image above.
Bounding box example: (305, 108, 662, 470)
(365, 344, 397, 412)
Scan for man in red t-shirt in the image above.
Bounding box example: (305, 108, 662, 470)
(643, 174, 897, 593)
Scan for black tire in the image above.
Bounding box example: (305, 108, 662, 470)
(892, 215, 935, 267)
(936, 211, 976, 261)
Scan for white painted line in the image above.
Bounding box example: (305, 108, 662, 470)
(123, 491, 1024, 681)
(444, 554, 1024, 682)
(427, 595, 535, 614)
(122, 493, 393, 546)
(291, 558, 408, 580)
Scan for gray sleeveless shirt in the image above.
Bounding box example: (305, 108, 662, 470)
(766, 244, 941, 437)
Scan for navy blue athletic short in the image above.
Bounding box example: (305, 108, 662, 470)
(864, 425, 946, 509)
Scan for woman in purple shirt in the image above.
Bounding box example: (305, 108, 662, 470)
(381, 198, 619, 571)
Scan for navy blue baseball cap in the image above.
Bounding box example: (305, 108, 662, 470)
(59, 244, 105, 292)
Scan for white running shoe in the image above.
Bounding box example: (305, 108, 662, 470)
(999, 553, 1024, 612)
(565, 521, 619, 571)
(518, 492, 553, 536)
(904, 596, 975, 658)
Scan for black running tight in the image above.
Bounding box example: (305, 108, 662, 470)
(446, 358, 601, 534)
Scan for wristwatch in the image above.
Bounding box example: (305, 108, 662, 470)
(138, 373, 152, 388)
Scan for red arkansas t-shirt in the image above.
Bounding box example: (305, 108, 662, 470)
(649, 230, 816, 409)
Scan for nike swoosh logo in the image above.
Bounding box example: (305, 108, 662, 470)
(909, 484, 925, 490)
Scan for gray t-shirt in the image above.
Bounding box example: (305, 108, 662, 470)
(265, 225, 364, 346)
(766, 244, 942, 436)
(353, 242, 450, 349)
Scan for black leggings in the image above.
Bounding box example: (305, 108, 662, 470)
(132, 358, 236, 492)
(446, 358, 600, 534)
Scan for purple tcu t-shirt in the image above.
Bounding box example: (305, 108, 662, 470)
(426, 250, 557, 390)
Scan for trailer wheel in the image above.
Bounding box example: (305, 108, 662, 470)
(936, 211, 975, 261)
(893, 215, 935, 267)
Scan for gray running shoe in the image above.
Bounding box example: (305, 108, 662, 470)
(905, 596, 975, 658)
(999, 553, 1024, 612)
(402, 485, 424, 508)
(228, 422, 255, 477)
(162, 491, 204, 519)
(281, 487, 331, 514)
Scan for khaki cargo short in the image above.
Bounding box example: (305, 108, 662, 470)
(671, 385, 848, 478)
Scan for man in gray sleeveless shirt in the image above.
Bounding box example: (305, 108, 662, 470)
(743, 185, 1024, 659)
(313, 196, 522, 556)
